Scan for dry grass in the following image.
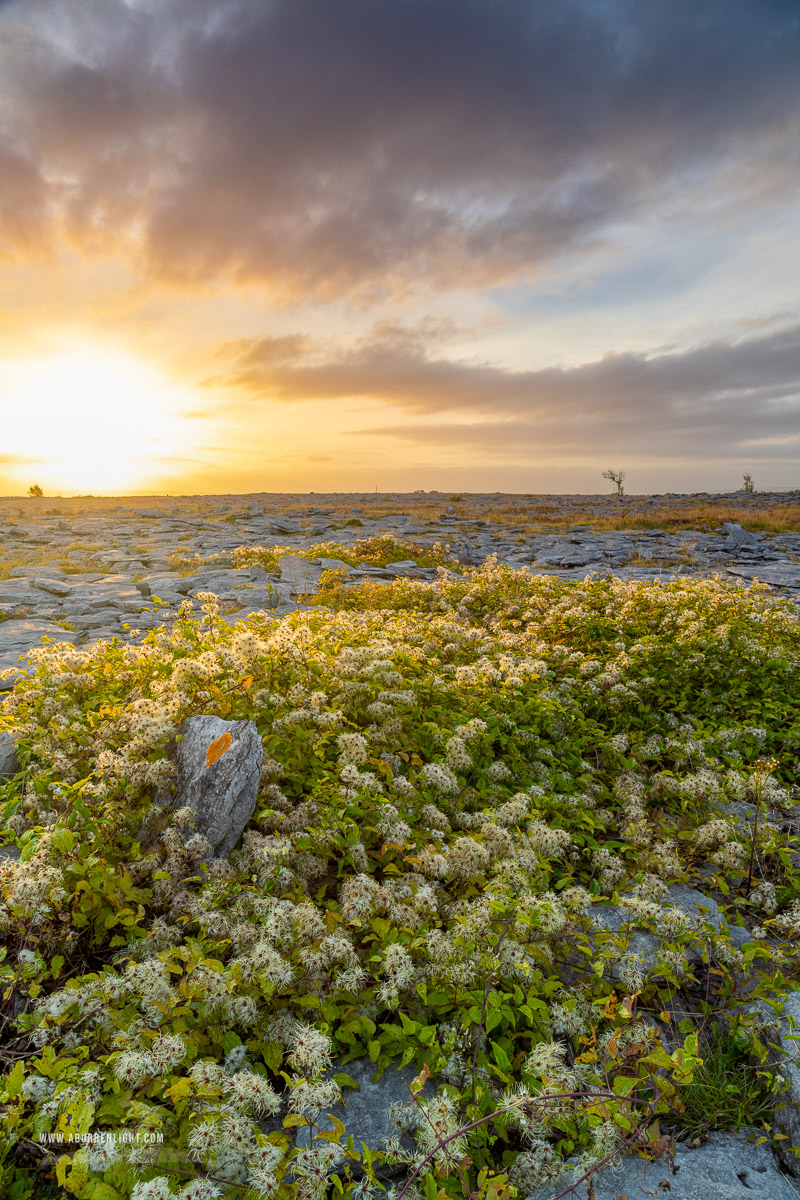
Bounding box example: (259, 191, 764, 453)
(479, 501, 800, 534)
(0, 551, 57, 580)
(1, 492, 798, 547)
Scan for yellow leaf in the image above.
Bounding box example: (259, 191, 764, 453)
(619, 994, 637, 1020)
(166, 1077, 192, 1102)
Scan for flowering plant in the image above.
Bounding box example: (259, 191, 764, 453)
(1, 567, 799, 1197)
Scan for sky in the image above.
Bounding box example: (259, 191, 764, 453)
(0, 0, 799, 496)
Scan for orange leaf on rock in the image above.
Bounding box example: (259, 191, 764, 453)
(206, 731, 232, 767)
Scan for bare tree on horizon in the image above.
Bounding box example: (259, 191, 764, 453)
(602, 469, 626, 496)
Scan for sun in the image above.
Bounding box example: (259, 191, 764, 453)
(1, 347, 201, 492)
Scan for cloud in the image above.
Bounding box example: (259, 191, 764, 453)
(215, 320, 800, 459)
(0, 144, 48, 257)
(0, 0, 798, 297)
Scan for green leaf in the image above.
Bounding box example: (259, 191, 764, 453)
(263, 1041, 283, 1073)
(491, 1042, 511, 1073)
(682, 1031, 699, 1058)
(85, 1182, 121, 1200)
(4, 1060, 24, 1099)
(56, 1156, 71, 1188)
(51, 827, 75, 853)
(333, 1072, 360, 1091)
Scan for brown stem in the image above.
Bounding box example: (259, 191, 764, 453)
(395, 1087, 627, 1200)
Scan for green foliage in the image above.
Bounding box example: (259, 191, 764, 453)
(167, 535, 458, 579)
(0, 568, 798, 1198)
(675, 1024, 776, 1137)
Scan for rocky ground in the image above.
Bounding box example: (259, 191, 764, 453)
(2, 489, 799, 688)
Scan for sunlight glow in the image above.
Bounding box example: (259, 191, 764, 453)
(1, 348, 201, 492)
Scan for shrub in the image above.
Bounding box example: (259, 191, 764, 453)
(0, 570, 798, 1197)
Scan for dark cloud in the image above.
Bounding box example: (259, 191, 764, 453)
(0, 0, 798, 296)
(215, 320, 800, 458)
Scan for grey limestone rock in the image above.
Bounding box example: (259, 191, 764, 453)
(382, 559, 425, 576)
(525, 1129, 798, 1200)
(0, 731, 18, 778)
(32, 576, 71, 596)
(316, 558, 352, 572)
(185, 568, 268, 594)
(140, 572, 193, 595)
(0, 580, 36, 605)
(278, 556, 323, 593)
(769, 988, 800, 1152)
(727, 563, 800, 590)
(0, 620, 79, 689)
(537, 541, 601, 569)
(171, 715, 263, 858)
(721, 522, 762, 551)
(587, 885, 723, 978)
(294, 1057, 434, 1157)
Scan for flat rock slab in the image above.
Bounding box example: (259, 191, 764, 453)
(295, 1057, 433, 1153)
(382, 559, 428, 576)
(0, 580, 37, 605)
(316, 558, 352, 572)
(587, 885, 723, 978)
(526, 1130, 798, 1200)
(170, 715, 263, 858)
(727, 564, 800, 589)
(139, 572, 193, 596)
(32, 577, 72, 596)
(183, 568, 269, 594)
(279, 556, 323, 593)
(0, 620, 79, 688)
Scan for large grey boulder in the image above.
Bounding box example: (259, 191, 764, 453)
(526, 1130, 797, 1200)
(295, 1057, 434, 1156)
(171, 715, 262, 858)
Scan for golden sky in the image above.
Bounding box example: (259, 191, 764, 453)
(1, 0, 799, 495)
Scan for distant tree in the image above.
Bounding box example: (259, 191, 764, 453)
(27, 484, 43, 497)
(602, 469, 626, 496)
(742, 473, 755, 493)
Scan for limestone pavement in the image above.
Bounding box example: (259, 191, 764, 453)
(2, 489, 799, 688)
